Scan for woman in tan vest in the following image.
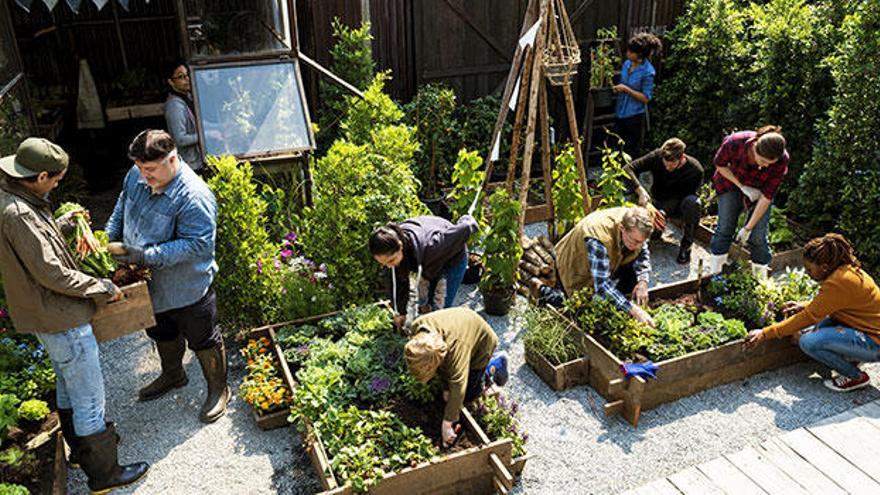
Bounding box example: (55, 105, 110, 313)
(745, 234, 880, 392)
(533, 206, 656, 327)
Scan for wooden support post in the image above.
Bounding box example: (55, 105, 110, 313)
(562, 81, 590, 215)
(539, 82, 556, 239)
(505, 46, 535, 194)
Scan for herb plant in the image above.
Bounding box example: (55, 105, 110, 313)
(590, 27, 619, 89)
(16, 400, 48, 422)
(0, 394, 19, 442)
(448, 148, 485, 223)
(552, 142, 584, 235)
(523, 307, 581, 366)
(596, 140, 634, 209)
(472, 393, 528, 457)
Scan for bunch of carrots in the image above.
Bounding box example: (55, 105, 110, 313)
(54, 202, 118, 279)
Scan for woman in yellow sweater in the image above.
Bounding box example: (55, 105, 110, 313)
(744, 234, 880, 391)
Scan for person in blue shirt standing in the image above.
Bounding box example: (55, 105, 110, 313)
(613, 33, 662, 160)
(106, 129, 228, 423)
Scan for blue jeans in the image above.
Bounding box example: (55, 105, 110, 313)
(798, 318, 880, 378)
(35, 323, 106, 437)
(710, 190, 772, 264)
(422, 250, 470, 311)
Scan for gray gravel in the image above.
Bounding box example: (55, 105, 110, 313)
(66, 222, 874, 495)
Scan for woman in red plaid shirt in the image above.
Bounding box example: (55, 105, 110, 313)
(708, 125, 789, 277)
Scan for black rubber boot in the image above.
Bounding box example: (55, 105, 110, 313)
(195, 338, 230, 423)
(79, 427, 148, 494)
(59, 409, 118, 468)
(676, 239, 693, 265)
(138, 334, 188, 401)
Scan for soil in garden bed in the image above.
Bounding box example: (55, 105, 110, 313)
(0, 412, 61, 494)
(385, 396, 479, 454)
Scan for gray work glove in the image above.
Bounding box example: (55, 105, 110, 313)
(740, 186, 763, 203)
(112, 245, 145, 265)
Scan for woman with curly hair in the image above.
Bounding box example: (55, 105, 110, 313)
(744, 234, 880, 392)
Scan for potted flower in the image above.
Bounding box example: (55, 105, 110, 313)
(589, 26, 619, 109)
(479, 189, 522, 315)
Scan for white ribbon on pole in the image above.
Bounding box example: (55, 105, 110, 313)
(92, 0, 109, 10)
(14, 0, 33, 12)
(518, 17, 542, 49)
(490, 133, 501, 162)
(42, 0, 59, 10)
(64, 0, 81, 12)
(508, 75, 521, 111)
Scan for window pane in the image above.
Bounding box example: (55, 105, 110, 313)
(0, 8, 18, 84)
(193, 61, 312, 157)
(0, 83, 32, 157)
(186, 0, 291, 57)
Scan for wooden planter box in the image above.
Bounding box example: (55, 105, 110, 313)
(677, 218, 806, 273)
(52, 430, 68, 495)
(255, 306, 528, 494)
(91, 281, 155, 343)
(245, 324, 298, 431)
(552, 277, 807, 427)
(524, 317, 590, 391)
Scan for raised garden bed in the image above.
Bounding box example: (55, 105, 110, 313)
(241, 326, 296, 431)
(252, 304, 528, 494)
(551, 266, 816, 427)
(0, 410, 68, 495)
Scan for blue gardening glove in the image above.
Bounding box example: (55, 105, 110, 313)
(620, 361, 658, 380)
(112, 245, 145, 265)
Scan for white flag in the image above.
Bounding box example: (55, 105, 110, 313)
(490, 134, 501, 162)
(509, 75, 521, 111)
(42, 0, 59, 10)
(92, 0, 109, 9)
(518, 18, 542, 49)
(64, 0, 81, 12)
(14, 0, 33, 12)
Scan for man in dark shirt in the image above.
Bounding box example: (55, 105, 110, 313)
(627, 138, 704, 264)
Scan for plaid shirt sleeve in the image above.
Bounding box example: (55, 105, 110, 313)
(632, 244, 651, 284)
(758, 152, 789, 199)
(586, 239, 632, 312)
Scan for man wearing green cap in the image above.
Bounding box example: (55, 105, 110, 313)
(0, 138, 149, 493)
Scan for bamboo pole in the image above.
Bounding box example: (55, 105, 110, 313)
(539, 79, 556, 241)
(505, 46, 535, 194)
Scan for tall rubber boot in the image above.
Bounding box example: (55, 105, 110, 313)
(751, 262, 770, 280)
(676, 239, 693, 265)
(59, 409, 117, 469)
(79, 427, 148, 494)
(708, 253, 728, 274)
(195, 338, 230, 423)
(138, 334, 188, 401)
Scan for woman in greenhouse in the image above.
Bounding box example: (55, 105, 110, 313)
(708, 125, 789, 277)
(613, 32, 663, 159)
(405, 307, 508, 446)
(369, 214, 478, 328)
(744, 234, 880, 392)
(163, 60, 203, 171)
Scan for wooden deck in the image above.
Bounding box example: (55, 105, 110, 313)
(622, 399, 880, 495)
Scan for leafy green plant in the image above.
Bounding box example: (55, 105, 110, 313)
(0, 394, 19, 442)
(590, 27, 619, 88)
(207, 155, 279, 331)
(0, 333, 54, 401)
(0, 447, 33, 468)
(299, 75, 426, 305)
(552, 142, 584, 235)
(480, 189, 522, 293)
(768, 208, 796, 248)
(16, 400, 48, 422)
(448, 148, 485, 222)
(523, 307, 581, 366)
(404, 84, 457, 195)
(452, 94, 511, 163)
(707, 261, 768, 328)
(472, 393, 528, 457)
(596, 140, 635, 209)
(0, 483, 29, 495)
(318, 19, 376, 153)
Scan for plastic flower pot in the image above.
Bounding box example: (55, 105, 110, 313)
(463, 253, 484, 285)
(481, 286, 516, 316)
(591, 87, 616, 109)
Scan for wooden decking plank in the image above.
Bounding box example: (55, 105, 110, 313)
(667, 466, 724, 495)
(759, 437, 846, 495)
(696, 457, 766, 495)
(724, 447, 810, 495)
(852, 401, 880, 428)
(644, 478, 683, 495)
(777, 428, 880, 494)
(806, 416, 880, 483)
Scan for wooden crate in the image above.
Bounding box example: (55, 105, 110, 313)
(523, 315, 590, 392)
(91, 282, 155, 343)
(52, 430, 68, 495)
(245, 325, 297, 431)
(253, 306, 527, 494)
(552, 277, 807, 427)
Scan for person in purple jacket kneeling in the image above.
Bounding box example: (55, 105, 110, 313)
(370, 215, 479, 328)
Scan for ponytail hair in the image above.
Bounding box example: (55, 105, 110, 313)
(803, 233, 860, 273)
(627, 33, 663, 59)
(369, 223, 407, 256)
(754, 125, 786, 161)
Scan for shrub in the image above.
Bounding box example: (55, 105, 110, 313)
(404, 83, 457, 195)
(341, 72, 404, 146)
(453, 94, 511, 165)
(448, 148, 485, 223)
(480, 189, 522, 293)
(16, 400, 48, 422)
(0, 333, 54, 401)
(0, 483, 29, 495)
(207, 155, 279, 330)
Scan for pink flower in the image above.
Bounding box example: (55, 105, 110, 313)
(256, 260, 263, 274)
(274, 259, 282, 271)
(280, 249, 294, 259)
(0, 308, 7, 318)
(285, 232, 298, 243)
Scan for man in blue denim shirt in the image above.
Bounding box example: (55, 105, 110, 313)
(106, 129, 228, 423)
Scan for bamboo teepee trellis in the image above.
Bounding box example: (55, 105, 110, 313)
(480, 0, 591, 238)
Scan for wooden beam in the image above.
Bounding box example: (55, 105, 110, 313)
(570, 0, 597, 24)
(422, 63, 512, 80)
(562, 82, 590, 214)
(539, 55, 556, 238)
(441, 0, 512, 63)
(298, 51, 365, 98)
(505, 47, 534, 194)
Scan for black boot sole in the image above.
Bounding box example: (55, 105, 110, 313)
(137, 376, 189, 402)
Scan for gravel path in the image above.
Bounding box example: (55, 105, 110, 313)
(67, 222, 879, 494)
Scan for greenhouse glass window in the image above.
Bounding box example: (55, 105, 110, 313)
(192, 60, 313, 158)
(183, 0, 293, 58)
